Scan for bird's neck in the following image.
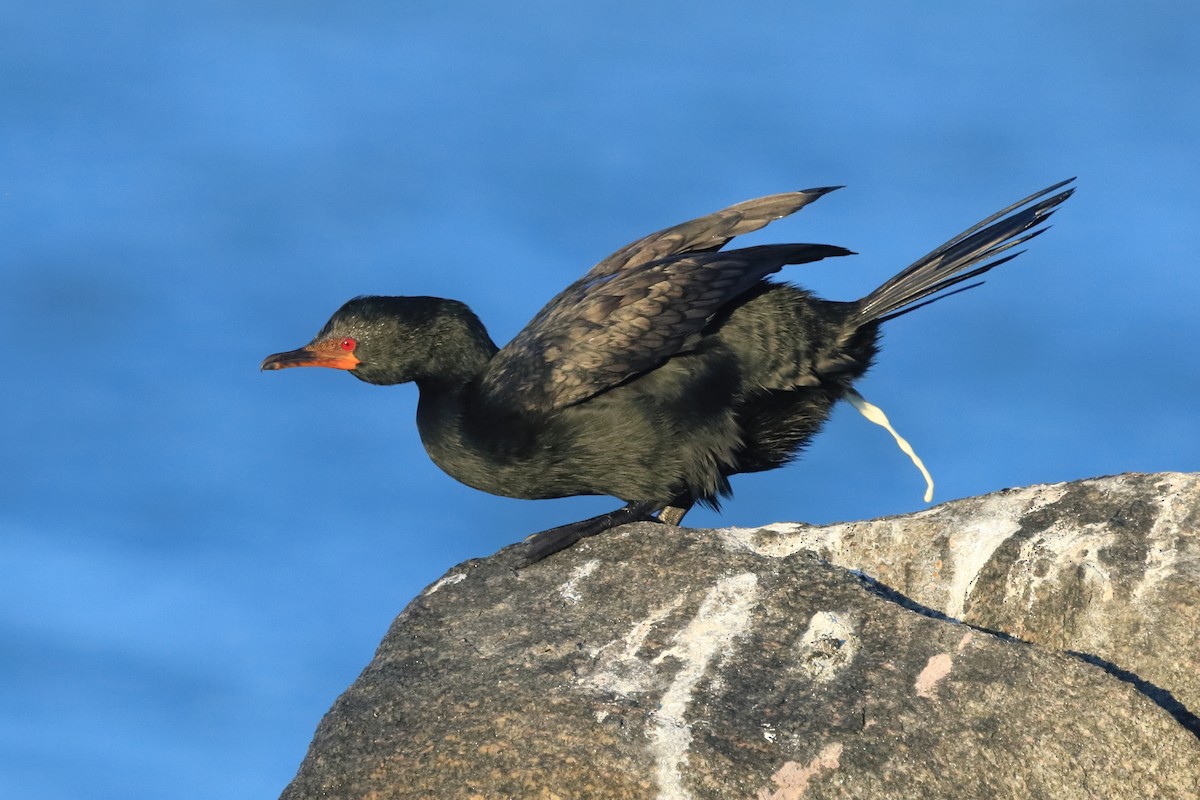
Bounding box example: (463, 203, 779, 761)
(412, 306, 499, 392)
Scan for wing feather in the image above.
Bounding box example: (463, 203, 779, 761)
(483, 241, 849, 410)
(583, 187, 842, 280)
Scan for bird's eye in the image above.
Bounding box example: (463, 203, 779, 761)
(339, 337, 357, 352)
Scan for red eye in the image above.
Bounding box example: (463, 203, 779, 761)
(339, 337, 357, 352)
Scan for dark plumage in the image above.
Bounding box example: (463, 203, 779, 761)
(261, 179, 1074, 563)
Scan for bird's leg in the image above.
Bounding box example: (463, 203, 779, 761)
(516, 501, 661, 566)
(657, 495, 695, 526)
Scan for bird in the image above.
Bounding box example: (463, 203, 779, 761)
(261, 178, 1074, 564)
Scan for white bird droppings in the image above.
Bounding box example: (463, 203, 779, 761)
(649, 573, 760, 800)
(796, 611, 858, 683)
(424, 572, 467, 595)
(557, 559, 599, 603)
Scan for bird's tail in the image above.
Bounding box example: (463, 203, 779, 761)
(849, 178, 1075, 328)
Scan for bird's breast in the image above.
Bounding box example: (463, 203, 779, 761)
(415, 390, 584, 500)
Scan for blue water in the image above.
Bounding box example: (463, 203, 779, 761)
(3, 2, 1198, 797)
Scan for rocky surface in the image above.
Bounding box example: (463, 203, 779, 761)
(731, 472, 1200, 736)
(280, 473, 1200, 799)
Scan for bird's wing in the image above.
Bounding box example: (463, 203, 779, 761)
(582, 187, 842, 279)
(482, 241, 851, 411)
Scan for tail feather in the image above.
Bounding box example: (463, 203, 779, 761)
(851, 178, 1075, 326)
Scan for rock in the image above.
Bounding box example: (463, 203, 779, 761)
(729, 472, 1200, 736)
(280, 473, 1200, 799)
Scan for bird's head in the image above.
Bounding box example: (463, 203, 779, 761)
(260, 295, 494, 386)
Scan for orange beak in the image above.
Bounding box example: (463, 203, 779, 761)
(260, 339, 360, 371)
